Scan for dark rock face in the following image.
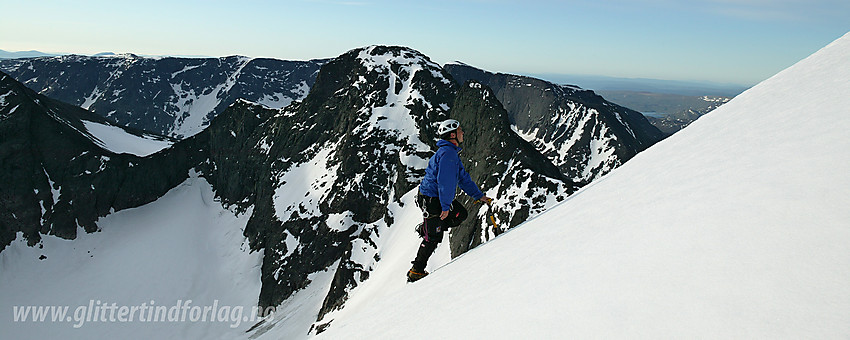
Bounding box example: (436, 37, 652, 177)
(0, 55, 326, 138)
(448, 81, 578, 255)
(445, 63, 665, 182)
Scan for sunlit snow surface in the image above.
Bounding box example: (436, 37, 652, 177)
(316, 33, 850, 339)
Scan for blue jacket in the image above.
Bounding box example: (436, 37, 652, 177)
(419, 139, 484, 211)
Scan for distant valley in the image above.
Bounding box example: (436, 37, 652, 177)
(598, 90, 733, 135)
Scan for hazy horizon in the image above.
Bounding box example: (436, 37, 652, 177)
(2, 0, 848, 85)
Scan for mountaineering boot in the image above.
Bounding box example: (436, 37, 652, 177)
(407, 268, 429, 282)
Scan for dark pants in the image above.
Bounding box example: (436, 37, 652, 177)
(411, 193, 468, 272)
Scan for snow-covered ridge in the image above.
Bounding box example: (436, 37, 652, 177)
(2, 67, 174, 156)
(443, 60, 471, 67)
(316, 31, 850, 339)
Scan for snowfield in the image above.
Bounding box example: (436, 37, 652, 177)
(314, 32, 850, 339)
(0, 175, 263, 339)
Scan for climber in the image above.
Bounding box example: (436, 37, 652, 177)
(407, 119, 491, 282)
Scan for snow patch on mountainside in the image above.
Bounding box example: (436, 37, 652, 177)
(315, 32, 850, 339)
(0, 89, 14, 106)
(582, 124, 617, 179)
(273, 143, 341, 223)
(81, 87, 104, 110)
(256, 81, 310, 109)
(170, 63, 204, 78)
(81, 120, 173, 156)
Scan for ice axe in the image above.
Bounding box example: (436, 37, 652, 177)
(475, 198, 499, 234)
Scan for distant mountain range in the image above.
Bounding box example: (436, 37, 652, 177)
(599, 90, 732, 135)
(0, 49, 213, 59)
(2, 50, 751, 96)
(0, 49, 61, 59)
(0, 54, 327, 138)
(0, 54, 665, 184)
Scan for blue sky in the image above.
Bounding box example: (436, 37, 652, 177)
(1, 0, 848, 85)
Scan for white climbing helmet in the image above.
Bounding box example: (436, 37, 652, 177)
(437, 119, 460, 135)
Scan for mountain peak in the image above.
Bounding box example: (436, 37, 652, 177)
(349, 46, 449, 84)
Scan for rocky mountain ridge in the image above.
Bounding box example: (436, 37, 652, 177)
(445, 63, 665, 182)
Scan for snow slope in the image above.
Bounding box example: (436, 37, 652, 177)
(0, 174, 263, 339)
(316, 33, 850, 338)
